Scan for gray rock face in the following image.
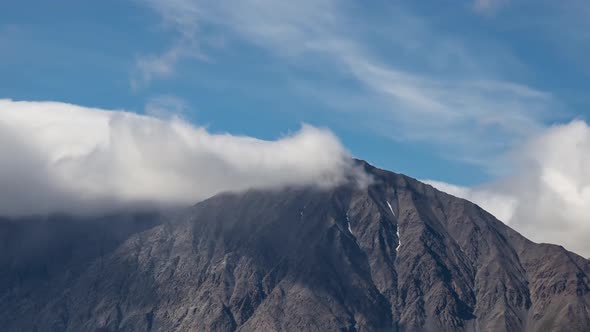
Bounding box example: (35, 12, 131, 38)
(1, 161, 589, 331)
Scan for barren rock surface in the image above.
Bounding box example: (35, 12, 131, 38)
(1, 161, 589, 331)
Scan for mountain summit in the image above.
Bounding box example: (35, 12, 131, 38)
(1, 160, 589, 331)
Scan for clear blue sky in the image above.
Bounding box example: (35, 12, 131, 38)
(1, 0, 588, 186)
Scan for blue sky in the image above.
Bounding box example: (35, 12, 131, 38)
(2, 0, 589, 186)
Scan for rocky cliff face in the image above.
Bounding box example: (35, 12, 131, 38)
(1, 161, 589, 331)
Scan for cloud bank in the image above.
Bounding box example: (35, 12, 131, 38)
(427, 120, 590, 257)
(0, 99, 357, 216)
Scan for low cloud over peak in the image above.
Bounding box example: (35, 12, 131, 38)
(427, 120, 590, 257)
(0, 99, 357, 216)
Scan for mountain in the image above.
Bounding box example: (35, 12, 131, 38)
(1, 160, 589, 331)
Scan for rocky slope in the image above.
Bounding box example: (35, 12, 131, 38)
(1, 160, 589, 331)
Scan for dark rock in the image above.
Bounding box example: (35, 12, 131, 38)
(0, 160, 588, 331)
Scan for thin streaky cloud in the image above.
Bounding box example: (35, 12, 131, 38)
(473, 0, 511, 14)
(138, 0, 558, 168)
(131, 0, 206, 89)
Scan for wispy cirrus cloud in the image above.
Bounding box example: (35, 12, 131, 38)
(137, 0, 559, 167)
(473, 0, 511, 14)
(131, 44, 205, 90)
(144, 94, 190, 119)
(131, 0, 206, 89)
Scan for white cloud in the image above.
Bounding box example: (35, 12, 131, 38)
(0, 99, 361, 216)
(427, 120, 590, 257)
(423, 180, 517, 223)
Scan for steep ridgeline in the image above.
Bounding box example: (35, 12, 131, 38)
(0, 161, 589, 331)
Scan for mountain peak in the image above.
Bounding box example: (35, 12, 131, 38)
(1, 163, 589, 331)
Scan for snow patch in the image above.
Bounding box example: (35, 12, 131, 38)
(396, 226, 401, 253)
(386, 201, 401, 253)
(345, 212, 357, 242)
(346, 213, 353, 235)
(387, 201, 396, 217)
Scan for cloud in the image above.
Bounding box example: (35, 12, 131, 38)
(0, 99, 360, 216)
(144, 95, 189, 119)
(473, 0, 511, 14)
(132, 47, 186, 88)
(131, 0, 207, 88)
(131, 42, 207, 90)
(427, 120, 590, 257)
(137, 0, 558, 167)
(422, 180, 517, 223)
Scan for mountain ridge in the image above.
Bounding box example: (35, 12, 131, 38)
(0, 160, 589, 331)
